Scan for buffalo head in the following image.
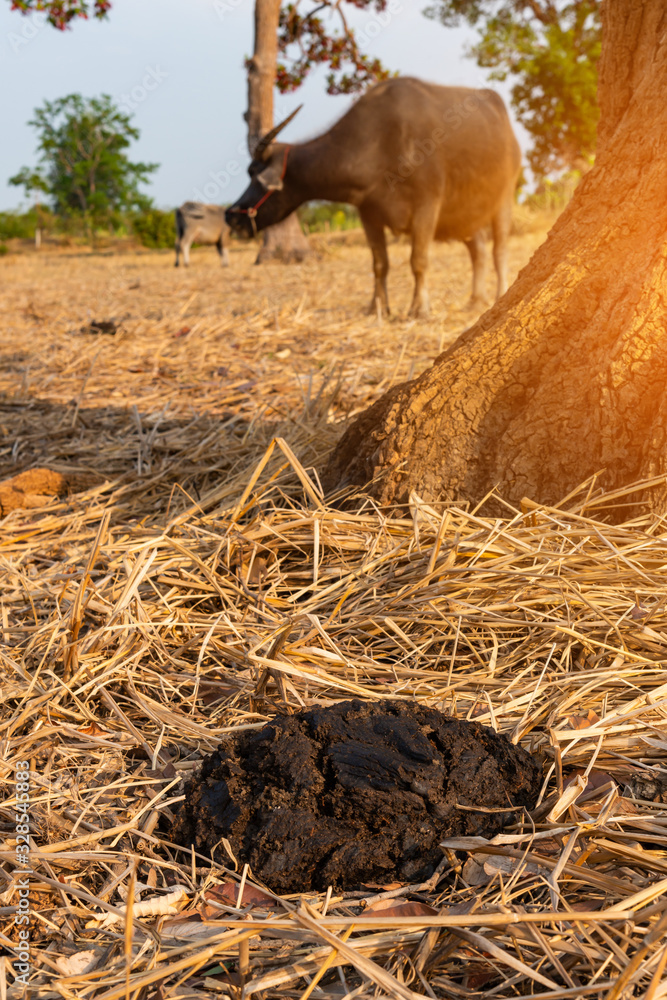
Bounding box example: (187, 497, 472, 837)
(226, 106, 303, 238)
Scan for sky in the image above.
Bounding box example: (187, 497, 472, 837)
(0, 0, 525, 212)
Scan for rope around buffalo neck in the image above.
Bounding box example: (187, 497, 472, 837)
(229, 146, 290, 237)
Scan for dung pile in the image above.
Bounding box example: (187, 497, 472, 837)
(170, 699, 542, 892)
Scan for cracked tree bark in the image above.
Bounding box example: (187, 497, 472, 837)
(325, 0, 667, 518)
(246, 0, 311, 263)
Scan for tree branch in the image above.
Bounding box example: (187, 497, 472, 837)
(520, 0, 557, 26)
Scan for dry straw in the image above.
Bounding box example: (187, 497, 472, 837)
(1, 240, 666, 1000)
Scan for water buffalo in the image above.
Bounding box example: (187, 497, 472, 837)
(175, 202, 230, 267)
(226, 78, 521, 316)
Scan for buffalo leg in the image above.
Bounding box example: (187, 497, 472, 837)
(464, 230, 488, 308)
(491, 196, 512, 299)
(360, 211, 390, 316)
(217, 238, 230, 267)
(408, 204, 438, 318)
(182, 238, 191, 267)
(175, 239, 181, 267)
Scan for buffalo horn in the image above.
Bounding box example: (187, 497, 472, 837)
(253, 105, 303, 160)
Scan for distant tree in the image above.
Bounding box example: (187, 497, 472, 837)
(424, 0, 601, 178)
(10, 94, 157, 243)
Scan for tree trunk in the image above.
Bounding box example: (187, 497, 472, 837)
(325, 0, 667, 519)
(247, 0, 310, 264)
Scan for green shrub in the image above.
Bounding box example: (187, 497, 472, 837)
(0, 207, 58, 242)
(1, 209, 39, 240)
(0, 243, 8, 256)
(298, 201, 359, 233)
(132, 208, 176, 249)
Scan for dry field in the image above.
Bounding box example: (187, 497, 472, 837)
(2, 227, 667, 1000)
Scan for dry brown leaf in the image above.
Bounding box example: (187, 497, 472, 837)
(463, 853, 546, 886)
(77, 721, 112, 738)
(204, 881, 278, 910)
(247, 556, 269, 585)
(364, 898, 439, 917)
(483, 854, 547, 878)
(584, 796, 639, 816)
(231, 553, 270, 587)
(564, 768, 616, 797)
(565, 709, 601, 730)
(465, 965, 496, 990)
(199, 683, 238, 707)
(162, 909, 202, 926)
(531, 838, 562, 856)
(462, 856, 489, 886)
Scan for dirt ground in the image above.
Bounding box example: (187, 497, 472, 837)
(0, 228, 547, 443)
(3, 225, 667, 1000)
(0, 229, 549, 517)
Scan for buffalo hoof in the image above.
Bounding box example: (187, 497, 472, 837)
(408, 300, 430, 320)
(408, 290, 430, 319)
(367, 299, 390, 318)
